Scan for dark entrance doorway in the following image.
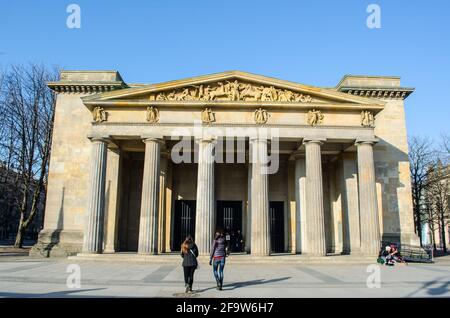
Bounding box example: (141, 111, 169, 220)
(270, 201, 285, 253)
(216, 200, 243, 252)
(172, 200, 196, 251)
(117, 152, 144, 252)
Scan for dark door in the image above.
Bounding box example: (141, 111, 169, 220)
(172, 200, 196, 251)
(118, 153, 144, 252)
(216, 201, 242, 252)
(270, 201, 285, 253)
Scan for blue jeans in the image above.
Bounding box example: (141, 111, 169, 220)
(212, 257, 226, 285)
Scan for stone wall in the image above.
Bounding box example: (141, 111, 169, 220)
(374, 98, 418, 246)
(31, 93, 92, 257)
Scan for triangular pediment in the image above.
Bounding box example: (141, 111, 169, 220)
(82, 71, 385, 106)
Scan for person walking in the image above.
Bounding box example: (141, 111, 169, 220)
(236, 229, 244, 252)
(209, 230, 228, 290)
(181, 235, 199, 293)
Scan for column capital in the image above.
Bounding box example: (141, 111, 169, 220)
(161, 150, 171, 159)
(303, 137, 326, 145)
(291, 151, 304, 160)
(142, 136, 165, 144)
(87, 134, 110, 143)
(249, 137, 269, 143)
(195, 135, 217, 144)
(355, 138, 379, 146)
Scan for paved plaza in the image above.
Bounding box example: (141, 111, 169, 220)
(0, 254, 449, 298)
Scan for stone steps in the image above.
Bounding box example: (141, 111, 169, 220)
(68, 253, 376, 265)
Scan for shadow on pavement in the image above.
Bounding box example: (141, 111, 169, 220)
(405, 277, 450, 297)
(0, 288, 107, 298)
(427, 281, 450, 296)
(194, 277, 291, 292)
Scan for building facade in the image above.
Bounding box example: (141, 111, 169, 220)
(31, 70, 419, 258)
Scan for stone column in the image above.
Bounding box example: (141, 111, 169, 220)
(83, 137, 108, 254)
(304, 139, 326, 256)
(341, 153, 361, 254)
(356, 140, 380, 255)
(195, 137, 216, 255)
(104, 146, 122, 253)
(250, 138, 270, 255)
(246, 161, 252, 253)
(294, 154, 307, 254)
(138, 138, 162, 254)
(164, 161, 173, 252)
(158, 154, 168, 253)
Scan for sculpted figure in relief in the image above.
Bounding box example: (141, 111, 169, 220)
(209, 82, 229, 100)
(307, 109, 324, 126)
(93, 106, 107, 123)
(254, 107, 269, 124)
(226, 80, 241, 101)
(361, 110, 374, 127)
(147, 80, 313, 103)
(146, 106, 159, 123)
(201, 107, 215, 124)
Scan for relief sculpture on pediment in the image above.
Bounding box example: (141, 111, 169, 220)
(148, 80, 313, 102)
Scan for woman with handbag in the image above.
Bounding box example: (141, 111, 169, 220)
(209, 230, 229, 290)
(180, 235, 199, 293)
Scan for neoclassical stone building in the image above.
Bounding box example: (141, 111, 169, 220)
(31, 70, 419, 258)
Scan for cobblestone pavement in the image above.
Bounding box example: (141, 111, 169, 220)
(0, 255, 449, 298)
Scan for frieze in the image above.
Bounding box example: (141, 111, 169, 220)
(147, 80, 313, 103)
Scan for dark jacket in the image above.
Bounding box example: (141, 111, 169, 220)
(210, 236, 227, 260)
(181, 243, 199, 267)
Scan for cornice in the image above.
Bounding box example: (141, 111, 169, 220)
(81, 70, 385, 106)
(47, 81, 128, 94)
(338, 86, 414, 100)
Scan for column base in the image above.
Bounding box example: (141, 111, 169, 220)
(138, 251, 158, 256)
(347, 250, 378, 257)
(103, 247, 116, 254)
(29, 229, 83, 258)
(250, 253, 271, 257)
(301, 252, 327, 257)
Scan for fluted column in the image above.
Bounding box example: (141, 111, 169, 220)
(294, 154, 307, 254)
(356, 141, 380, 255)
(304, 139, 326, 256)
(138, 138, 162, 254)
(195, 137, 216, 255)
(250, 138, 270, 255)
(246, 161, 252, 253)
(83, 137, 108, 253)
(158, 153, 168, 253)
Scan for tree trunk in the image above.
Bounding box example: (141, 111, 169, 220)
(414, 201, 423, 245)
(431, 228, 436, 251)
(14, 223, 25, 248)
(440, 214, 447, 253)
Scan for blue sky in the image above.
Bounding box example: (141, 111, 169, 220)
(1, 0, 449, 140)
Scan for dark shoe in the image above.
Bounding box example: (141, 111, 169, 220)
(219, 284, 223, 291)
(189, 285, 193, 292)
(185, 285, 190, 293)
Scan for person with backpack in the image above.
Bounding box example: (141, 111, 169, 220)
(180, 235, 199, 293)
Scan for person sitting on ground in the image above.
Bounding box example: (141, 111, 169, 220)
(390, 243, 406, 264)
(379, 245, 395, 266)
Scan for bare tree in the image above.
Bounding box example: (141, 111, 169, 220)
(0, 64, 57, 248)
(439, 133, 450, 165)
(408, 136, 435, 244)
(424, 161, 450, 252)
